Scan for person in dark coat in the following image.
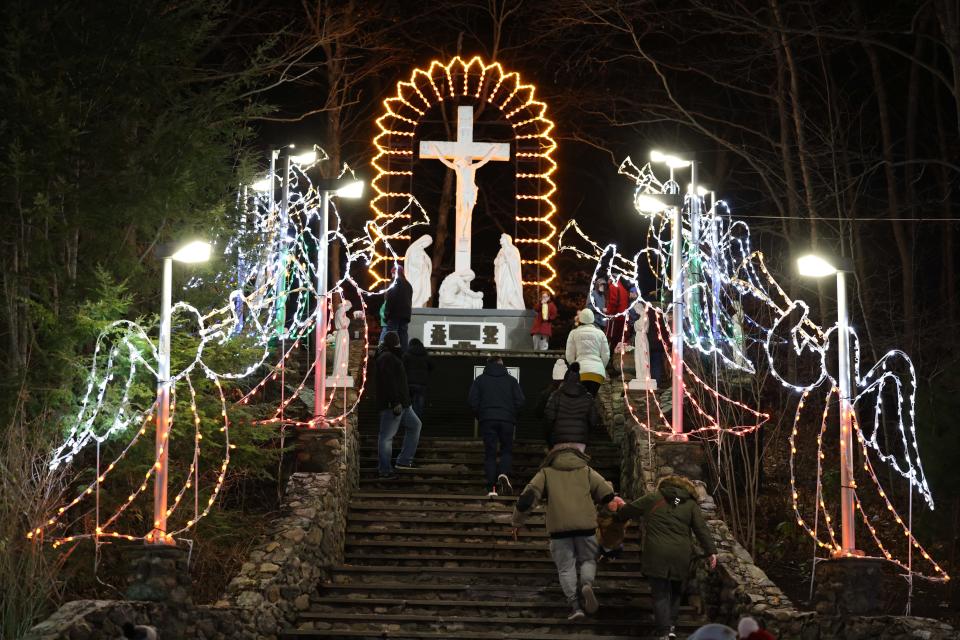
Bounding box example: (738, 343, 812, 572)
(614, 475, 718, 640)
(374, 331, 421, 478)
(468, 356, 525, 496)
(589, 277, 607, 329)
(531, 291, 558, 351)
(535, 359, 568, 437)
(544, 363, 599, 450)
(383, 265, 413, 351)
(403, 338, 433, 419)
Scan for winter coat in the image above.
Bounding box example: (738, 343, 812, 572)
(468, 362, 525, 425)
(374, 345, 411, 409)
(544, 380, 599, 446)
(531, 301, 558, 337)
(589, 289, 607, 328)
(606, 279, 630, 315)
(512, 449, 615, 537)
(742, 631, 777, 640)
(385, 277, 414, 323)
(565, 323, 611, 379)
(616, 475, 717, 580)
(402, 341, 433, 387)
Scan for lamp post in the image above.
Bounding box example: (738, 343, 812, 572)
(635, 191, 685, 439)
(150, 240, 212, 545)
(313, 177, 364, 424)
(650, 150, 696, 440)
(796, 253, 860, 556)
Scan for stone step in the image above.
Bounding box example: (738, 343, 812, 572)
(352, 492, 519, 503)
(342, 552, 644, 570)
(347, 525, 614, 540)
(344, 540, 641, 555)
(290, 611, 700, 635)
(281, 629, 649, 640)
(357, 461, 621, 475)
(329, 565, 646, 588)
(317, 582, 656, 597)
(358, 437, 619, 453)
(307, 596, 694, 614)
(357, 450, 621, 462)
(344, 514, 640, 539)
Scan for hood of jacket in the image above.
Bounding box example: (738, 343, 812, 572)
(542, 448, 590, 471)
(407, 340, 428, 357)
(376, 343, 402, 361)
(657, 475, 699, 503)
(482, 362, 509, 377)
(558, 380, 588, 398)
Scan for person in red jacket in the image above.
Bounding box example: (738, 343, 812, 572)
(531, 291, 558, 351)
(605, 276, 630, 349)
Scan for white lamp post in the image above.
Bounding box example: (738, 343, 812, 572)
(313, 177, 364, 423)
(150, 240, 211, 545)
(796, 252, 861, 556)
(650, 149, 698, 440)
(635, 190, 686, 439)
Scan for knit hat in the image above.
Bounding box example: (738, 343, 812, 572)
(383, 331, 400, 348)
(551, 359, 568, 381)
(738, 617, 760, 637)
(578, 308, 595, 325)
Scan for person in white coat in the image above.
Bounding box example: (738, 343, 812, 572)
(564, 308, 611, 396)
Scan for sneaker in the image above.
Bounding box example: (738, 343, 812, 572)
(668, 627, 677, 639)
(567, 608, 586, 622)
(581, 583, 598, 614)
(487, 485, 498, 497)
(395, 461, 416, 470)
(497, 474, 513, 495)
(378, 471, 398, 480)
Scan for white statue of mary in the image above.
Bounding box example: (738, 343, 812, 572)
(405, 234, 433, 308)
(494, 233, 525, 310)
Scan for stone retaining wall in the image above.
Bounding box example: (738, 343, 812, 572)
(605, 376, 956, 640)
(24, 414, 358, 640)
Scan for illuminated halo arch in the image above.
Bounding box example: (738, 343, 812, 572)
(368, 56, 558, 293)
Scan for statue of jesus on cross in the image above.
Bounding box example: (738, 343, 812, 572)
(419, 106, 510, 274)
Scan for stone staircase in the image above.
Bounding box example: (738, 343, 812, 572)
(282, 434, 704, 639)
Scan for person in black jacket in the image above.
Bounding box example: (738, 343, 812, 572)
(468, 356, 525, 496)
(375, 331, 422, 478)
(544, 363, 599, 450)
(403, 338, 433, 419)
(383, 265, 414, 351)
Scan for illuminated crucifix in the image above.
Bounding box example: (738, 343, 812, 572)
(419, 106, 511, 273)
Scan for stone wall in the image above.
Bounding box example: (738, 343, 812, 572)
(604, 376, 956, 640)
(24, 415, 358, 640)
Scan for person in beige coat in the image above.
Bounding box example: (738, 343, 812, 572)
(511, 448, 615, 620)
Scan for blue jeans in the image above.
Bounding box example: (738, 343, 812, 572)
(649, 577, 684, 635)
(480, 421, 514, 486)
(409, 384, 426, 420)
(378, 406, 422, 474)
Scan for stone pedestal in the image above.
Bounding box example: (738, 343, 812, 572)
(655, 440, 705, 482)
(124, 545, 192, 605)
(814, 557, 892, 616)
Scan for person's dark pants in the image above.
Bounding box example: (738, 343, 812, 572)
(581, 379, 601, 396)
(649, 577, 684, 635)
(385, 319, 409, 351)
(409, 384, 427, 420)
(479, 421, 514, 486)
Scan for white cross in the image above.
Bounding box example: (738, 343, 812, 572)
(419, 106, 510, 273)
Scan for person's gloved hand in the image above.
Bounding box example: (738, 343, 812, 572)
(607, 496, 626, 512)
(391, 403, 403, 416)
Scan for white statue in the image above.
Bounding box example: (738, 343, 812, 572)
(494, 233, 525, 310)
(405, 234, 433, 308)
(438, 270, 484, 309)
(419, 107, 510, 273)
(326, 299, 354, 388)
(731, 299, 749, 368)
(628, 305, 657, 391)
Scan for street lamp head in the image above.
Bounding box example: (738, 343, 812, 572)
(335, 180, 364, 199)
(650, 149, 691, 169)
(635, 192, 684, 214)
(796, 253, 854, 278)
(251, 176, 274, 192)
(290, 149, 318, 166)
(170, 240, 212, 264)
